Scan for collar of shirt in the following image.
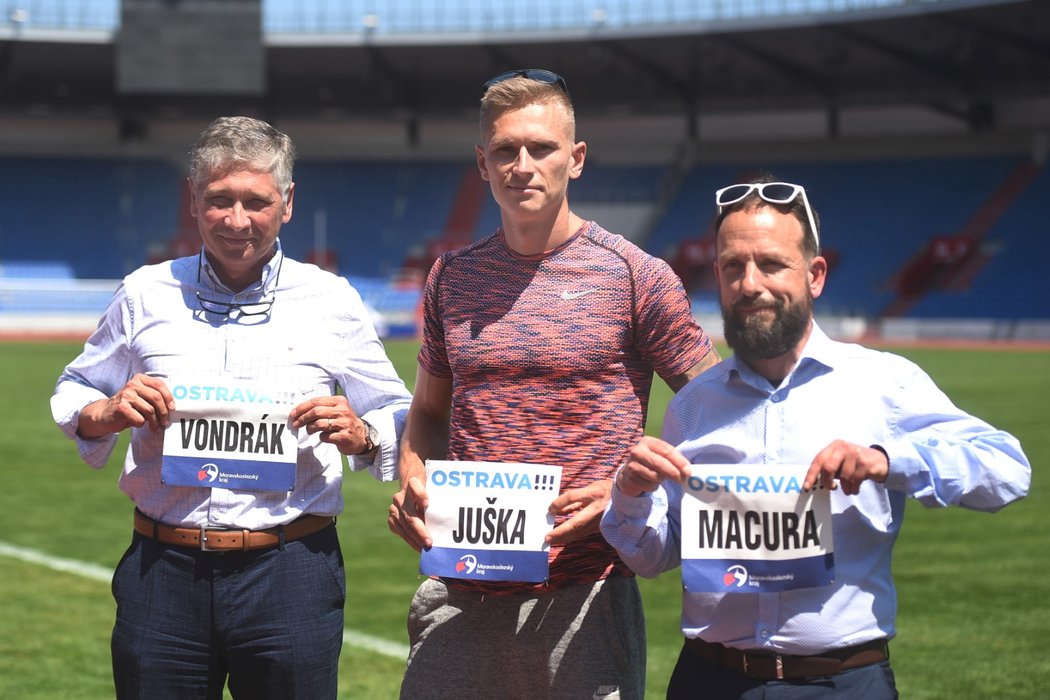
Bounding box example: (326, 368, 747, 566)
(198, 240, 284, 297)
(725, 322, 835, 395)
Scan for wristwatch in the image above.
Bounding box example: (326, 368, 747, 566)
(357, 419, 379, 455)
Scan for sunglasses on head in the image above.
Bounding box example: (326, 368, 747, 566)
(482, 69, 570, 98)
(715, 182, 820, 250)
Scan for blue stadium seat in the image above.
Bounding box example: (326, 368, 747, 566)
(0, 157, 181, 279)
(284, 161, 465, 278)
(0, 154, 1046, 323)
(0, 261, 75, 279)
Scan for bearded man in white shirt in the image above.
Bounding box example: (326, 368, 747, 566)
(51, 115, 412, 700)
(601, 176, 1030, 699)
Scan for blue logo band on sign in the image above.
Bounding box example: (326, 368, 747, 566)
(683, 553, 835, 593)
(161, 455, 295, 491)
(420, 547, 550, 583)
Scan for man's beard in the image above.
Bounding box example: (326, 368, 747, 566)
(722, 292, 812, 362)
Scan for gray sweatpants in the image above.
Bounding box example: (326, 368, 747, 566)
(399, 575, 646, 700)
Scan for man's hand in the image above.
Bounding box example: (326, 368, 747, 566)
(804, 440, 889, 495)
(78, 374, 174, 438)
(388, 475, 432, 552)
(290, 395, 373, 456)
(614, 436, 691, 498)
(545, 480, 613, 546)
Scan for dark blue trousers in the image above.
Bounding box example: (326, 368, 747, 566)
(110, 524, 345, 700)
(666, 644, 898, 699)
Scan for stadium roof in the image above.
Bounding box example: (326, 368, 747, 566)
(0, 0, 1047, 160)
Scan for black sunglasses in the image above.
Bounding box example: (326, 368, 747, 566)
(196, 251, 280, 318)
(482, 69, 570, 98)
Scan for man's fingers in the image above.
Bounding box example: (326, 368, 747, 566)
(647, 438, 690, 467)
(837, 450, 859, 494)
(405, 476, 429, 512)
(110, 389, 157, 430)
(546, 501, 603, 546)
(806, 440, 886, 493)
(387, 503, 425, 553)
(397, 514, 431, 552)
(389, 482, 432, 551)
(617, 439, 691, 497)
(134, 375, 175, 423)
(288, 395, 357, 433)
(135, 374, 175, 407)
(123, 375, 175, 429)
(636, 437, 691, 478)
(549, 480, 610, 514)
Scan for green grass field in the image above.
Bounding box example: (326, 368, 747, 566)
(1, 339, 1046, 698)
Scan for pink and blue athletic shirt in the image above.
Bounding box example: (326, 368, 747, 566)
(419, 221, 716, 594)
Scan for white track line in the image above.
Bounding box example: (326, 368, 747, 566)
(0, 540, 409, 660)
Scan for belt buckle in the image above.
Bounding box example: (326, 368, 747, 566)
(199, 526, 229, 552)
(742, 652, 784, 680)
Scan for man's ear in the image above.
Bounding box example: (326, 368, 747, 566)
(282, 183, 295, 223)
(809, 255, 828, 299)
(475, 144, 489, 182)
(187, 178, 198, 218)
(569, 140, 586, 180)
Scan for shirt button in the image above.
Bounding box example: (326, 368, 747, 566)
(760, 629, 770, 639)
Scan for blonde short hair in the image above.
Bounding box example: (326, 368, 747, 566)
(479, 75, 575, 141)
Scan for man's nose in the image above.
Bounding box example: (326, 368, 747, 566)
(225, 202, 250, 230)
(740, 262, 763, 294)
(512, 146, 535, 172)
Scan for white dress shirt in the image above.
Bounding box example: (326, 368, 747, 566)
(602, 323, 1030, 654)
(51, 242, 412, 530)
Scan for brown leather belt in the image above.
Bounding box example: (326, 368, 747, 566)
(133, 509, 334, 552)
(683, 636, 889, 681)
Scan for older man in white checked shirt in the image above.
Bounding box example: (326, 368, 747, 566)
(51, 116, 412, 700)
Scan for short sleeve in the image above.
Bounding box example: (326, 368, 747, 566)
(416, 255, 453, 379)
(632, 255, 715, 379)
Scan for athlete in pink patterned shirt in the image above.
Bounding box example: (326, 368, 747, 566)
(389, 70, 719, 699)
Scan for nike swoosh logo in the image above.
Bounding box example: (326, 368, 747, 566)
(560, 289, 598, 300)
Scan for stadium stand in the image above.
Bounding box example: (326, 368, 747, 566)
(2, 152, 1045, 327)
(658, 155, 1049, 320)
(0, 156, 181, 279)
(0, 0, 1047, 341)
(905, 162, 1050, 321)
(285, 160, 464, 277)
